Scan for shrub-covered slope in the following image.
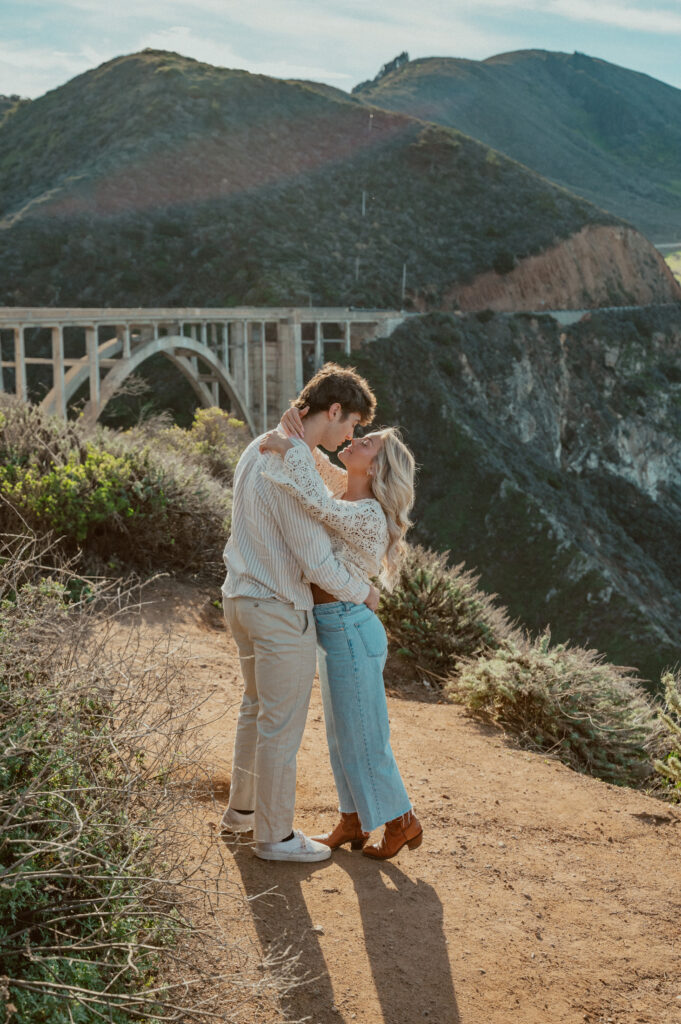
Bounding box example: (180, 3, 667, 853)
(0, 49, 627, 308)
(354, 50, 681, 241)
(349, 304, 681, 683)
(0, 399, 245, 576)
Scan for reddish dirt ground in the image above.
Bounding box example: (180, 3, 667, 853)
(136, 579, 681, 1024)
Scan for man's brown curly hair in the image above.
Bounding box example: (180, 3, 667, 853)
(293, 363, 376, 425)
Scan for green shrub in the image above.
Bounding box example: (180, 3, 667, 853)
(448, 631, 661, 786)
(379, 545, 512, 678)
(0, 444, 157, 541)
(493, 250, 515, 274)
(148, 406, 249, 484)
(653, 669, 681, 800)
(0, 398, 236, 577)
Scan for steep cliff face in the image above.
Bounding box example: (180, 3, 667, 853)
(446, 226, 681, 312)
(350, 304, 681, 684)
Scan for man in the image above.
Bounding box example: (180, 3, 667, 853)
(221, 364, 378, 862)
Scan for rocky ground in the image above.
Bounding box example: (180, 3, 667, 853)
(131, 579, 681, 1024)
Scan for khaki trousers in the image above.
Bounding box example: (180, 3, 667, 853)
(223, 595, 317, 843)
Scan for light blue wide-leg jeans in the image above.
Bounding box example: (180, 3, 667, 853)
(313, 601, 412, 833)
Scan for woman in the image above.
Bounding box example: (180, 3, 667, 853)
(259, 410, 421, 859)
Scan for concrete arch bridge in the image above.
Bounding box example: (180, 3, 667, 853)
(0, 307, 406, 435)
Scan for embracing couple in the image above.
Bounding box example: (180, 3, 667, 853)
(220, 363, 421, 863)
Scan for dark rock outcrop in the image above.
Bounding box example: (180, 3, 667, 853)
(351, 304, 681, 684)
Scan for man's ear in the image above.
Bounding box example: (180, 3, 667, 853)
(327, 402, 342, 420)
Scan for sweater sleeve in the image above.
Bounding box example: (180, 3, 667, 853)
(262, 444, 388, 564)
(312, 448, 348, 498)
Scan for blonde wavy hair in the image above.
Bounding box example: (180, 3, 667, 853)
(370, 427, 416, 590)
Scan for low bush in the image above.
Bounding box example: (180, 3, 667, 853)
(0, 398, 237, 578)
(139, 406, 249, 485)
(447, 631, 663, 787)
(653, 669, 681, 800)
(379, 545, 512, 679)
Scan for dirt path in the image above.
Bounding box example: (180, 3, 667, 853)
(137, 579, 681, 1024)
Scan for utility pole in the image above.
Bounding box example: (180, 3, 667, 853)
(401, 261, 407, 307)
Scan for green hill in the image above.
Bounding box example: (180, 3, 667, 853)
(353, 50, 681, 241)
(348, 303, 681, 684)
(0, 49, 624, 309)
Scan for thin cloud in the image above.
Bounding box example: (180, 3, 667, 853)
(0, 42, 102, 97)
(4, 0, 681, 100)
(473, 0, 681, 34)
(141, 26, 352, 81)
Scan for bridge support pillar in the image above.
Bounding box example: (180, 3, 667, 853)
(243, 322, 251, 410)
(221, 323, 230, 374)
(277, 317, 302, 406)
(259, 321, 268, 432)
(51, 326, 66, 420)
(230, 322, 246, 416)
(344, 320, 352, 356)
(14, 327, 27, 401)
(187, 325, 200, 378)
(86, 326, 100, 416)
(314, 321, 323, 371)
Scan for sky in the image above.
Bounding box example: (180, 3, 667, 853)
(2, 0, 681, 100)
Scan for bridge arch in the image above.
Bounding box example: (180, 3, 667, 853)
(43, 334, 256, 434)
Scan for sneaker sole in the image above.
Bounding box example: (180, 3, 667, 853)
(254, 847, 332, 862)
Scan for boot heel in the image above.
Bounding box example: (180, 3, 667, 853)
(351, 837, 368, 850)
(407, 831, 423, 851)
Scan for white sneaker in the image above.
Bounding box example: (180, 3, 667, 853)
(255, 829, 332, 862)
(221, 807, 255, 833)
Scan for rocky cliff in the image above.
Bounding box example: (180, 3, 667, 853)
(446, 226, 681, 312)
(350, 304, 681, 684)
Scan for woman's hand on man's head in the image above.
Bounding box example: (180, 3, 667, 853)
(280, 405, 308, 439)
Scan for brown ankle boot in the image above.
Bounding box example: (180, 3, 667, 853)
(311, 812, 369, 850)
(362, 811, 422, 860)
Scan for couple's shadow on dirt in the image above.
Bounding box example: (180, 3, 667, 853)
(227, 837, 460, 1024)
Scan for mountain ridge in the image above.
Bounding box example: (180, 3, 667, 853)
(353, 49, 681, 240)
(4, 49, 671, 311)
